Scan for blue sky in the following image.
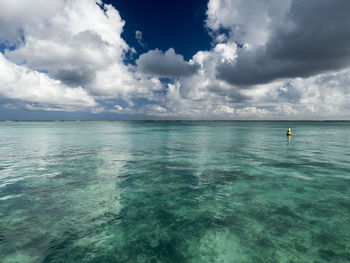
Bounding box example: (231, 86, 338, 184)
(1, 0, 350, 120)
(106, 0, 211, 60)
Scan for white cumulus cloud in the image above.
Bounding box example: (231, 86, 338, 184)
(0, 53, 96, 111)
(0, 0, 161, 112)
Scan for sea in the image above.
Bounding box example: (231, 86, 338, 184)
(0, 121, 349, 262)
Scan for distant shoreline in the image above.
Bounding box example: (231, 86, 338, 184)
(1, 120, 350, 122)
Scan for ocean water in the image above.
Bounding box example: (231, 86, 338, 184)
(0, 121, 349, 263)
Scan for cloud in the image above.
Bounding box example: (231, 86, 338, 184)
(206, 0, 350, 86)
(206, 0, 292, 47)
(0, 0, 65, 44)
(145, 0, 350, 120)
(144, 63, 350, 120)
(7, 31, 111, 87)
(232, 68, 350, 119)
(1, 0, 350, 120)
(0, 53, 96, 111)
(2, 0, 129, 88)
(149, 0, 349, 120)
(136, 48, 200, 77)
(0, 0, 162, 112)
(135, 30, 145, 48)
(163, 43, 247, 103)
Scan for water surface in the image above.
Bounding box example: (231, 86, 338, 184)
(0, 121, 349, 262)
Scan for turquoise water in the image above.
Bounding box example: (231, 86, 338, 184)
(0, 121, 349, 262)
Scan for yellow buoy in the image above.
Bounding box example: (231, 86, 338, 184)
(286, 127, 292, 136)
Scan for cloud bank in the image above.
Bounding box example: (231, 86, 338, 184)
(0, 0, 350, 119)
(159, 0, 350, 119)
(0, 0, 161, 113)
(0, 53, 96, 111)
(207, 0, 350, 86)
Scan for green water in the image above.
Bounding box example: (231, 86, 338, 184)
(0, 121, 349, 262)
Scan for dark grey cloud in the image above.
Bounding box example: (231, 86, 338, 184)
(52, 68, 95, 86)
(216, 0, 350, 86)
(136, 48, 200, 77)
(207, 84, 249, 103)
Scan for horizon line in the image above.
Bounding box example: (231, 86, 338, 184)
(2, 120, 350, 122)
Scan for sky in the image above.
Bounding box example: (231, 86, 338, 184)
(0, 0, 350, 120)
